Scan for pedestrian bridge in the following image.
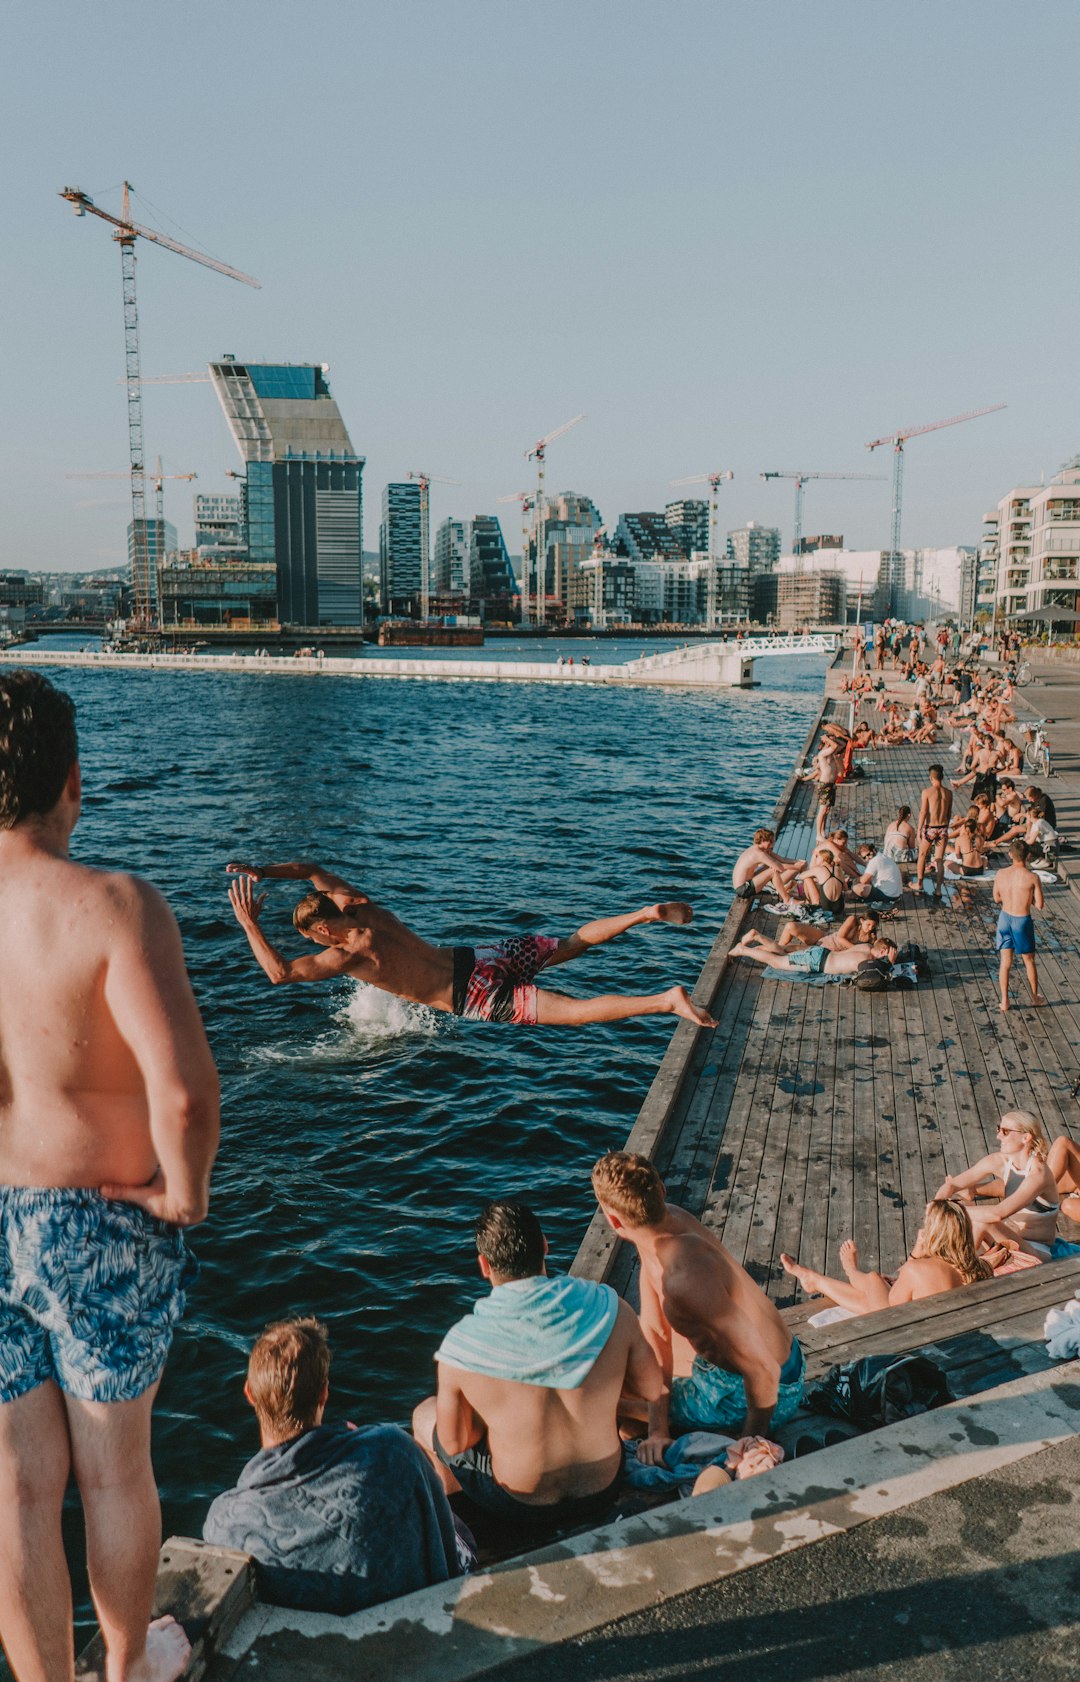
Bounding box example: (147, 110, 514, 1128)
(4, 632, 836, 691)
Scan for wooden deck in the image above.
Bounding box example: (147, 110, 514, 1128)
(574, 661, 1080, 1322)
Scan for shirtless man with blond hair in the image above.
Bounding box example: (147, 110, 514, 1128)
(0, 670, 221, 1682)
(227, 861, 716, 1028)
(413, 1200, 661, 1532)
(591, 1153, 804, 1456)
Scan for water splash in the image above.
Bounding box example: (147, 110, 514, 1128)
(338, 981, 441, 1042)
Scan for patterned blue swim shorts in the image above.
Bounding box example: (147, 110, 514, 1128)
(0, 1187, 197, 1405)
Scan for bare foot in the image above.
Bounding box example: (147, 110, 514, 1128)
(110, 1617, 192, 1682)
(653, 902, 693, 925)
(741, 929, 764, 948)
(839, 1238, 860, 1279)
(779, 1253, 819, 1294)
(999, 999, 1010, 1013)
(729, 942, 750, 959)
(668, 986, 717, 1028)
(1031, 994, 1047, 1007)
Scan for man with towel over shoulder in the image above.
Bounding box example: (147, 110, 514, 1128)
(413, 1200, 661, 1534)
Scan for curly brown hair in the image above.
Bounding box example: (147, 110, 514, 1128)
(0, 671, 78, 829)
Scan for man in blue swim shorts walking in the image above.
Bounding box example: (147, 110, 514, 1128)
(993, 839, 1047, 1013)
(0, 672, 220, 1682)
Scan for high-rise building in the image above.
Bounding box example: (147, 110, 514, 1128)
(127, 518, 176, 612)
(613, 512, 685, 562)
(664, 499, 709, 558)
(469, 515, 516, 618)
(986, 458, 1080, 623)
(379, 483, 423, 615)
(540, 492, 602, 613)
(433, 517, 471, 596)
(727, 522, 781, 574)
(210, 360, 365, 625)
(193, 493, 244, 551)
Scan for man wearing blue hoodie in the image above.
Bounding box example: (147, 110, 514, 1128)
(204, 1318, 469, 1613)
(413, 1200, 661, 1534)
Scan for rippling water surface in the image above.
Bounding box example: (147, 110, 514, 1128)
(40, 645, 822, 1604)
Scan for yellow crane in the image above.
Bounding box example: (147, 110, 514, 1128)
(60, 182, 259, 630)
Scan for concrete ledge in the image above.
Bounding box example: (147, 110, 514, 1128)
(76, 1539, 254, 1680)
(208, 1362, 1080, 1682)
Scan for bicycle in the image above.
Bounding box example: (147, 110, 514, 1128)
(1013, 658, 1033, 687)
(1023, 721, 1051, 779)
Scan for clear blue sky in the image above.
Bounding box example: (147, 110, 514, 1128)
(2, 0, 1077, 569)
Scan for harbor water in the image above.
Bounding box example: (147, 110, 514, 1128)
(43, 646, 823, 1624)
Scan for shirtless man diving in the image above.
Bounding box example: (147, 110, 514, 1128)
(591, 1153, 804, 1455)
(227, 860, 717, 1028)
(0, 671, 221, 1682)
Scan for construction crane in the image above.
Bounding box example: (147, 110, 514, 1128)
(407, 472, 460, 624)
(68, 458, 197, 529)
(114, 372, 210, 385)
(759, 471, 886, 570)
(525, 415, 585, 630)
(60, 182, 260, 631)
(497, 493, 536, 627)
(866, 404, 1007, 565)
(669, 471, 734, 631)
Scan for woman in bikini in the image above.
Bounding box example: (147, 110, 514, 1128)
(774, 909, 880, 953)
(799, 846, 847, 917)
(883, 805, 917, 864)
(945, 816, 986, 878)
(935, 1111, 1060, 1257)
(781, 1199, 990, 1314)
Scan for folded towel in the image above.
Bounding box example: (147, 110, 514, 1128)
(436, 1274, 619, 1389)
(1045, 1295, 1080, 1361)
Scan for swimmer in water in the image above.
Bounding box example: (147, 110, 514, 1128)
(226, 860, 718, 1029)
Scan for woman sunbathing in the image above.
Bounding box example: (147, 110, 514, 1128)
(781, 1199, 991, 1314)
(935, 1111, 1060, 1255)
(774, 910, 880, 953)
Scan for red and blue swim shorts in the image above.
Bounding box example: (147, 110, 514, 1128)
(451, 936, 561, 1025)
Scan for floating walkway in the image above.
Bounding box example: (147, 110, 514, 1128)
(6, 631, 835, 690)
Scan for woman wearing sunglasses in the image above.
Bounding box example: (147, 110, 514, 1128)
(935, 1111, 1060, 1257)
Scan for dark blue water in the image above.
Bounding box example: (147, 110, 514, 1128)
(42, 652, 821, 1612)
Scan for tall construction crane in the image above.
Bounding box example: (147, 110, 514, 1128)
(866, 404, 1006, 564)
(669, 470, 734, 631)
(407, 471, 460, 624)
(759, 470, 886, 570)
(525, 415, 585, 630)
(497, 493, 536, 627)
(60, 183, 260, 631)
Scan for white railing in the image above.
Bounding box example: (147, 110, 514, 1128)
(625, 632, 835, 672)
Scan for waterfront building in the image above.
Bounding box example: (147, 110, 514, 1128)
(433, 517, 471, 597)
(727, 522, 781, 575)
(578, 554, 636, 624)
(775, 570, 847, 629)
(157, 553, 279, 629)
(631, 558, 700, 625)
(960, 546, 979, 627)
(986, 458, 1080, 624)
(380, 482, 423, 616)
(664, 499, 709, 558)
(540, 492, 602, 616)
(210, 359, 365, 625)
(977, 512, 999, 623)
(127, 518, 176, 614)
(613, 512, 685, 563)
(469, 515, 517, 621)
(194, 493, 244, 551)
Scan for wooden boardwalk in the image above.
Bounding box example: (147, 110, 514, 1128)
(575, 660, 1080, 1310)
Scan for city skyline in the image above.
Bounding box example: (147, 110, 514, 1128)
(2, 1, 1078, 572)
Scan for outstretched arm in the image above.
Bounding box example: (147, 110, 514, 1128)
(228, 876, 356, 985)
(226, 858, 367, 901)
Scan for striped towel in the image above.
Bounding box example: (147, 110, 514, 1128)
(436, 1274, 619, 1389)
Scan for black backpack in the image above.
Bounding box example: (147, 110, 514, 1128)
(855, 957, 892, 992)
(806, 1353, 952, 1427)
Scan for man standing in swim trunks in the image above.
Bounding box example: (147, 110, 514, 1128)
(993, 840, 1046, 1012)
(916, 764, 953, 898)
(227, 860, 717, 1028)
(591, 1154, 803, 1454)
(801, 737, 841, 840)
(0, 671, 220, 1682)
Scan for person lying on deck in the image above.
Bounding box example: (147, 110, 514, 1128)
(780, 1199, 991, 1313)
(412, 1200, 661, 1536)
(203, 1317, 471, 1613)
(774, 910, 880, 953)
(591, 1153, 805, 1454)
(226, 861, 717, 1029)
(728, 934, 898, 978)
(934, 1111, 1060, 1255)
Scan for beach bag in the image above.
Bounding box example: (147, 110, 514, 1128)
(806, 1354, 952, 1427)
(894, 941, 931, 980)
(889, 963, 918, 990)
(855, 957, 892, 992)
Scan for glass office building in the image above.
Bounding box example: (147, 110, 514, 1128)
(127, 518, 177, 613)
(209, 360, 365, 625)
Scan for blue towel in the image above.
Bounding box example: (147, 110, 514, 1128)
(1049, 1239, 1080, 1260)
(203, 1422, 466, 1614)
(436, 1274, 620, 1389)
(622, 1432, 735, 1496)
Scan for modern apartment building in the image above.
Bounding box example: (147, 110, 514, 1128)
(986, 458, 1080, 622)
(193, 493, 244, 551)
(469, 515, 516, 617)
(664, 498, 709, 558)
(209, 359, 365, 625)
(433, 517, 471, 596)
(540, 492, 602, 613)
(613, 512, 686, 563)
(727, 522, 780, 574)
(379, 482, 423, 615)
